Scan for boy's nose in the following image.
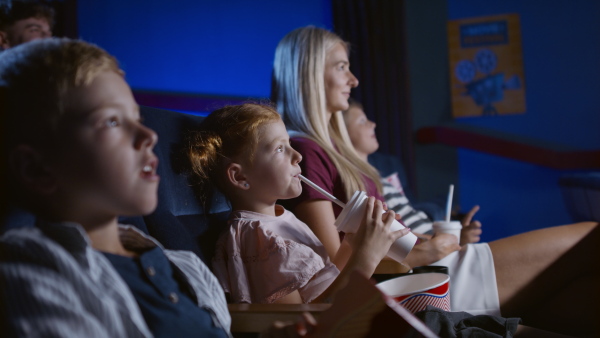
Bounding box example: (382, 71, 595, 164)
(135, 123, 158, 149)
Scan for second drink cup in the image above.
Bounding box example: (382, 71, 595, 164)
(334, 191, 418, 263)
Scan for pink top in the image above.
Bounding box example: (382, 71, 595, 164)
(212, 205, 340, 304)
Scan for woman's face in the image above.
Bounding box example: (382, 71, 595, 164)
(324, 43, 359, 113)
(344, 104, 378, 159)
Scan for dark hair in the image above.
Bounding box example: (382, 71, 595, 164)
(0, 2, 55, 30)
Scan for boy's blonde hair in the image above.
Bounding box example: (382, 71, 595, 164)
(271, 26, 382, 200)
(0, 38, 122, 152)
(188, 103, 282, 200)
(1, 38, 122, 202)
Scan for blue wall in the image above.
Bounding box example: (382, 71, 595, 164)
(78, 0, 332, 98)
(447, 1, 600, 240)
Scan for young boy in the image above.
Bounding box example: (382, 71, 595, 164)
(0, 38, 230, 337)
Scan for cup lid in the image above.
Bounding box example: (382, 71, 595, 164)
(334, 191, 366, 233)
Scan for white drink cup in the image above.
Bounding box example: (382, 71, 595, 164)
(432, 221, 462, 241)
(334, 191, 418, 263)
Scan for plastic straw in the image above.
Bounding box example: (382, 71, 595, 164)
(445, 184, 454, 222)
(299, 175, 346, 208)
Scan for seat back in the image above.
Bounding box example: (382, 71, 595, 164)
(558, 172, 600, 222)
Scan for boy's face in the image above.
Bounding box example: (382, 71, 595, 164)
(50, 71, 159, 223)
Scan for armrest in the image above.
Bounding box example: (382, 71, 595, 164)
(228, 303, 330, 333)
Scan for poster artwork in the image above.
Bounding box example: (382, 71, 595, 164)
(448, 14, 526, 118)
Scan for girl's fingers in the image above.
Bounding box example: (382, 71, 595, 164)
(365, 196, 376, 219)
(382, 209, 395, 226)
(371, 197, 383, 218)
(393, 227, 411, 240)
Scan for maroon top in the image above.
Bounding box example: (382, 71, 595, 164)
(283, 137, 382, 218)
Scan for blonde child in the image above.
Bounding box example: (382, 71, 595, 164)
(0, 38, 230, 337)
(188, 103, 409, 304)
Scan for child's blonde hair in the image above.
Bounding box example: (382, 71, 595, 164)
(1, 38, 122, 201)
(0, 38, 122, 151)
(188, 103, 282, 200)
(271, 26, 382, 200)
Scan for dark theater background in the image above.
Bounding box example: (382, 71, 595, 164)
(14, 0, 600, 241)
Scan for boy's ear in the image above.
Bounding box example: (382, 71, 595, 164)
(226, 162, 250, 190)
(9, 145, 58, 195)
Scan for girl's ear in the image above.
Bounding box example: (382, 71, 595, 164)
(9, 145, 58, 195)
(226, 162, 250, 190)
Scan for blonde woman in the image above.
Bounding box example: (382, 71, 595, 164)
(271, 26, 599, 336)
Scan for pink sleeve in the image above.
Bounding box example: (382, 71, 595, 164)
(212, 219, 329, 304)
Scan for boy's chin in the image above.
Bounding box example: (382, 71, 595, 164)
(126, 199, 158, 217)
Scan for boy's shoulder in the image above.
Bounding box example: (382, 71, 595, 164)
(0, 222, 88, 268)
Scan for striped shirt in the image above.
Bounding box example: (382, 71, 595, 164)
(381, 172, 434, 235)
(0, 221, 231, 337)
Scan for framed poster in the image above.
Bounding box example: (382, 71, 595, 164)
(447, 14, 526, 118)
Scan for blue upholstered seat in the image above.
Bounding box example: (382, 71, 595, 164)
(120, 106, 231, 263)
(558, 172, 600, 222)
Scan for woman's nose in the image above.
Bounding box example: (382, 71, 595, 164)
(349, 71, 359, 88)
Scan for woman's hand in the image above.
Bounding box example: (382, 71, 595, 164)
(460, 205, 482, 246)
(403, 232, 460, 268)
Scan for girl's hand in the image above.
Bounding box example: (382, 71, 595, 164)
(460, 205, 482, 246)
(382, 202, 403, 223)
(352, 197, 410, 268)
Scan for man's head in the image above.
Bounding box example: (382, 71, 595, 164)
(0, 2, 54, 49)
(1, 38, 159, 223)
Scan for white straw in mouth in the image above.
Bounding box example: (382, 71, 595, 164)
(299, 174, 346, 208)
(445, 184, 454, 222)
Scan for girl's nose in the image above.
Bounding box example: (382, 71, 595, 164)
(292, 147, 302, 164)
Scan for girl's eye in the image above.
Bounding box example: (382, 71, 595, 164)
(276, 145, 284, 153)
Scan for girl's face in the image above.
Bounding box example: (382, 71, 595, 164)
(244, 120, 303, 204)
(324, 43, 359, 113)
(344, 104, 378, 159)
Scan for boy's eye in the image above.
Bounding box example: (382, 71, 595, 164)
(276, 145, 284, 153)
(105, 118, 120, 128)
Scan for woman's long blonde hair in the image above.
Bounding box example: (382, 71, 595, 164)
(271, 26, 382, 200)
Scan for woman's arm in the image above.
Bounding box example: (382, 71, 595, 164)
(403, 233, 461, 268)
